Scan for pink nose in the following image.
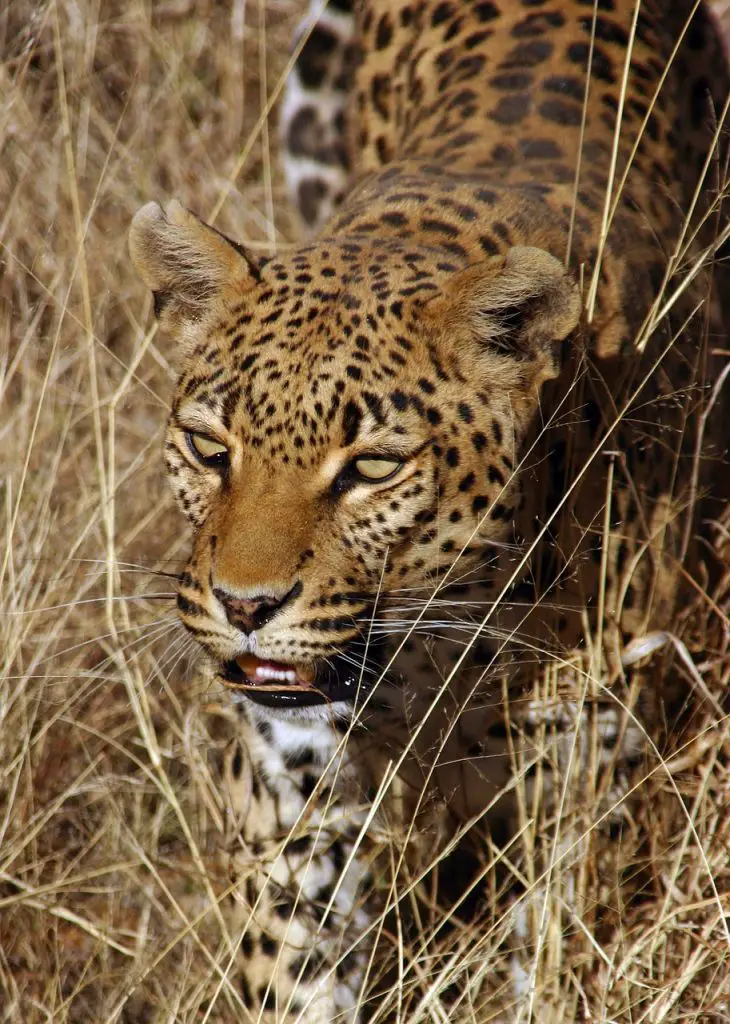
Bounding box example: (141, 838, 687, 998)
(213, 583, 301, 632)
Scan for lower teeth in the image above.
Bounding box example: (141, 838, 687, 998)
(233, 655, 316, 688)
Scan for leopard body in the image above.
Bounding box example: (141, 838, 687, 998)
(129, 0, 729, 1018)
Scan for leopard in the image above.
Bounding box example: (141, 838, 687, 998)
(129, 0, 730, 1019)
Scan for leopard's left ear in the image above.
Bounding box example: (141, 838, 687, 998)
(129, 200, 259, 333)
(434, 246, 582, 387)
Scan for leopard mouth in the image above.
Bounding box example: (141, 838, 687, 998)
(220, 652, 368, 708)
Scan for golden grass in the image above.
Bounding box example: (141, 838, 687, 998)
(1, 1, 729, 1021)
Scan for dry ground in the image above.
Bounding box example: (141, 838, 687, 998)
(1, 2, 729, 1022)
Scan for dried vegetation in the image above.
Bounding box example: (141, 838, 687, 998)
(1, 1, 729, 1021)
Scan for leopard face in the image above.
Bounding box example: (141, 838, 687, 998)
(130, 201, 579, 717)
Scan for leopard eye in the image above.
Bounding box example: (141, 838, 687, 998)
(186, 431, 229, 468)
(353, 457, 402, 482)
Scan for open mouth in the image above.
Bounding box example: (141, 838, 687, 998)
(220, 652, 369, 708)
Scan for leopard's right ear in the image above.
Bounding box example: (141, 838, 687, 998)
(129, 200, 259, 333)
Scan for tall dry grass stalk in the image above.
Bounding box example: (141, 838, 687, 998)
(1, 2, 729, 1022)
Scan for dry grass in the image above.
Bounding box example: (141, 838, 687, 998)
(1, 2, 729, 1022)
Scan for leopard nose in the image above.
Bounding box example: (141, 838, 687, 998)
(213, 582, 302, 633)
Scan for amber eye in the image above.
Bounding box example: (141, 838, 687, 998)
(353, 457, 402, 482)
(186, 432, 229, 468)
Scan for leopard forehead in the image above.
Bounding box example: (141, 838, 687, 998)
(171, 243, 533, 457)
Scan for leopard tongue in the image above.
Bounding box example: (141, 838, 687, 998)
(235, 653, 316, 689)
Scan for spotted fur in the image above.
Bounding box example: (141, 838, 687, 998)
(130, 0, 729, 1017)
(221, 715, 375, 1021)
(281, 0, 357, 236)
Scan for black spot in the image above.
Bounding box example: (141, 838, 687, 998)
(543, 74, 585, 102)
(376, 135, 392, 163)
(330, 839, 345, 874)
(491, 71, 533, 90)
(363, 391, 385, 424)
(301, 772, 317, 799)
(239, 974, 253, 1008)
(491, 143, 514, 163)
(539, 99, 583, 126)
(256, 720, 273, 742)
(492, 93, 530, 125)
(371, 73, 391, 120)
(419, 217, 459, 237)
(257, 986, 276, 1012)
(458, 402, 474, 423)
(177, 593, 203, 617)
(298, 178, 328, 226)
(479, 235, 499, 255)
(381, 210, 408, 228)
(375, 12, 393, 49)
(512, 11, 565, 37)
(342, 399, 362, 446)
(566, 41, 615, 84)
(431, 2, 453, 26)
(290, 950, 326, 981)
(464, 30, 492, 49)
(459, 472, 476, 492)
(472, 431, 487, 451)
(284, 746, 315, 770)
(474, 1, 499, 22)
(285, 835, 313, 855)
(520, 137, 563, 160)
(580, 14, 629, 46)
(436, 47, 455, 72)
(451, 54, 486, 82)
(288, 107, 325, 163)
(231, 743, 243, 779)
(297, 26, 338, 89)
(500, 40, 553, 68)
(444, 17, 463, 42)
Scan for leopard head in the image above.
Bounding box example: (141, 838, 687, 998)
(129, 201, 580, 718)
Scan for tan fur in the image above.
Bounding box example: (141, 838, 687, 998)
(129, 199, 257, 337)
(130, 0, 729, 1017)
